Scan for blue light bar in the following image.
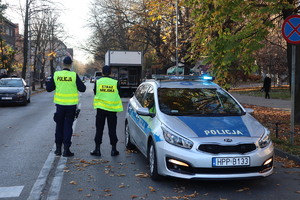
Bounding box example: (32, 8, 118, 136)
(200, 74, 214, 81)
(152, 74, 214, 81)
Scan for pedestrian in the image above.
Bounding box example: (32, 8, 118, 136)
(262, 75, 271, 99)
(46, 56, 86, 157)
(91, 65, 123, 157)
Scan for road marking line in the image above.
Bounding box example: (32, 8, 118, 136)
(27, 103, 81, 200)
(0, 186, 24, 198)
(46, 157, 67, 200)
(46, 103, 81, 200)
(27, 145, 56, 200)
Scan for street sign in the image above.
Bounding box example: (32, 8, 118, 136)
(281, 15, 300, 144)
(282, 15, 300, 44)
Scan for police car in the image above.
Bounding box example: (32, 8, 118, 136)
(125, 75, 274, 180)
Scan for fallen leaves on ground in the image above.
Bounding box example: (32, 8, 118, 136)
(126, 149, 138, 154)
(236, 187, 250, 192)
(135, 172, 150, 178)
(69, 180, 77, 185)
(162, 191, 199, 200)
(243, 104, 300, 160)
(148, 186, 156, 192)
(103, 188, 111, 192)
(275, 156, 300, 168)
(131, 194, 138, 199)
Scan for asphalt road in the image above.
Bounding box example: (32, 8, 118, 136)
(0, 82, 299, 200)
(0, 89, 56, 199)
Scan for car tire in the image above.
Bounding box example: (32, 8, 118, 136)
(22, 98, 28, 106)
(125, 122, 135, 150)
(148, 140, 161, 181)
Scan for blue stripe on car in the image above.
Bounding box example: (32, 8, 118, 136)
(128, 104, 163, 142)
(177, 116, 251, 137)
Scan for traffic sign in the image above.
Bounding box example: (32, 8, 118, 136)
(282, 15, 300, 44)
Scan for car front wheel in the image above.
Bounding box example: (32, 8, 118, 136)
(148, 140, 161, 181)
(125, 122, 135, 150)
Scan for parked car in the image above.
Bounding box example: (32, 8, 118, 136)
(125, 75, 274, 180)
(90, 77, 95, 83)
(0, 78, 31, 105)
(45, 76, 52, 82)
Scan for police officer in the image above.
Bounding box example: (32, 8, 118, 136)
(91, 65, 123, 156)
(46, 56, 86, 157)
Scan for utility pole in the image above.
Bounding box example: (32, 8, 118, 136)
(27, 15, 32, 88)
(175, 0, 179, 75)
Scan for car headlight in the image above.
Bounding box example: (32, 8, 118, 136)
(162, 126, 193, 149)
(17, 90, 25, 96)
(259, 128, 271, 148)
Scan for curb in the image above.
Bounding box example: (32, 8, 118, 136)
(31, 89, 46, 96)
(275, 148, 300, 165)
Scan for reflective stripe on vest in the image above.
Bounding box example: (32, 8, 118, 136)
(93, 77, 123, 112)
(53, 71, 78, 105)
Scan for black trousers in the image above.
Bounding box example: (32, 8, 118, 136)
(95, 108, 118, 146)
(265, 90, 270, 99)
(53, 105, 76, 147)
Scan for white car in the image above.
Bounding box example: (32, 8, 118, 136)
(125, 75, 274, 180)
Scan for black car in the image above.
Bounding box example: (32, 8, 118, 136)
(0, 78, 31, 105)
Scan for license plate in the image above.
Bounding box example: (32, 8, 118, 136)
(212, 157, 250, 167)
(1, 97, 12, 100)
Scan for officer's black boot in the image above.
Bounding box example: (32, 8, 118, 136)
(63, 146, 74, 157)
(54, 144, 62, 156)
(111, 145, 119, 156)
(90, 144, 101, 156)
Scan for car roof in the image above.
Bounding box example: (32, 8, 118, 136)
(145, 77, 220, 89)
(1, 77, 23, 80)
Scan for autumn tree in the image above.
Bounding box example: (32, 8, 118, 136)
(0, 1, 15, 75)
(30, 5, 67, 90)
(183, 1, 293, 89)
(255, 18, 288, 86)
(138, 0, 194, 72)
(0, 41, 16, 75)
(19, 0, 56, 80)
(86, 0, 135, 61)
(86, 0, 194, 75)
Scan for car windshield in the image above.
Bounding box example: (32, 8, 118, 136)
(0, 79, 23, 87)
(158, 88, 244, 116)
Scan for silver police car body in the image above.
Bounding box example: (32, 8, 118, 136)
(125, 75, 273, 180)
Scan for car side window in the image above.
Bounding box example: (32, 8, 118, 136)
(142, 86, 155, 112)
(135, 84, 149, 105)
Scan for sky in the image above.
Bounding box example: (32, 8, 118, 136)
(3, 0, 93, 64)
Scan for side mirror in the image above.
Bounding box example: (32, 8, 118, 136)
(245, 108, 254, 114)
(137, 107, 155, 118)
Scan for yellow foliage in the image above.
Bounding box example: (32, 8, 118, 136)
(47, 52, 57, 57)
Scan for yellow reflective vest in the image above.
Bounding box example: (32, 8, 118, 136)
(93, 77, 123, 112)
(53, 70, 79, 105)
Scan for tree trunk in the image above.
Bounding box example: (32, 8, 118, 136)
(21, 1, 29, 80)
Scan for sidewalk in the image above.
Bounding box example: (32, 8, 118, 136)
(31, 87, 46, 95)
(231, 93, 291, 111)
